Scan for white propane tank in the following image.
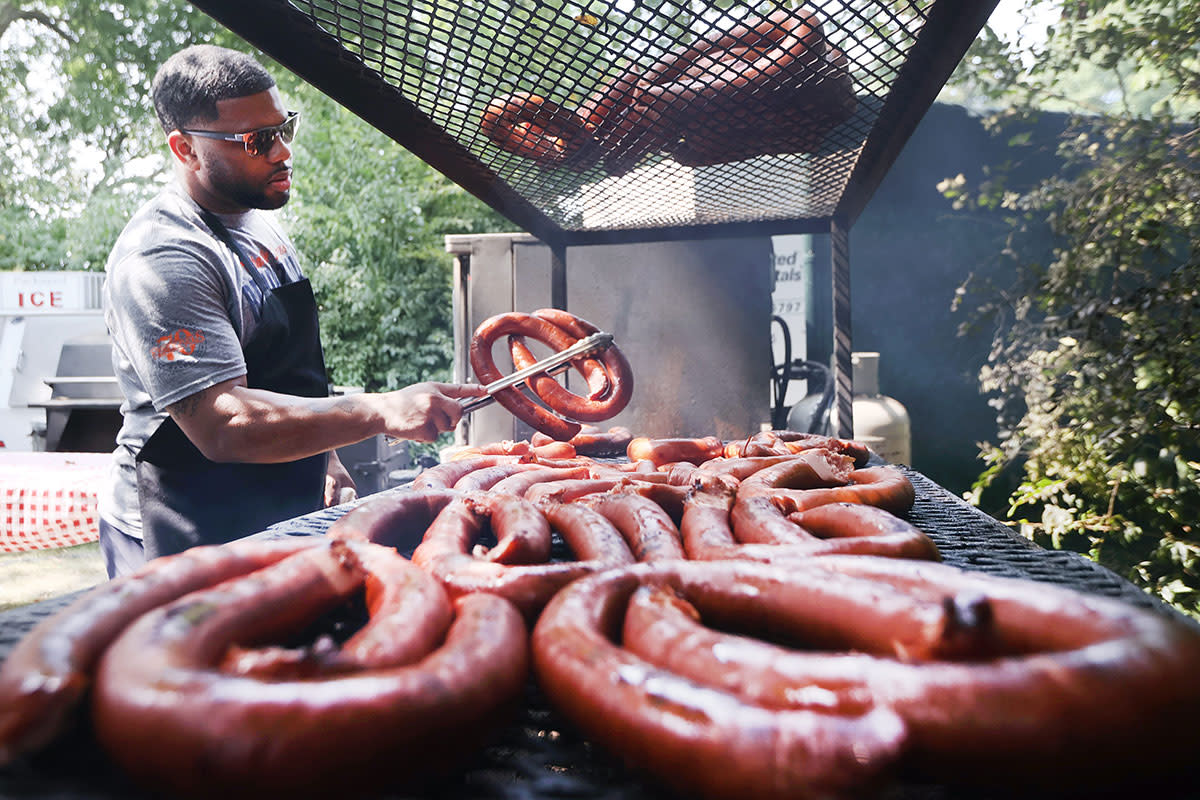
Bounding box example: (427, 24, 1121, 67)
(850, 351, 911, 465)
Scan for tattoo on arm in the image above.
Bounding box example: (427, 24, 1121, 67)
(171, 393, 204, 417)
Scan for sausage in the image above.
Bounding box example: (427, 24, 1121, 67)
(93, 540, 528, 798)
(734, 449, 857, 497)
(696, 454, 806, 481)
(535, 424, 635, 456)
(447, 439, 533, 458)
(466, 491, 553, 565)
(479, 91, 594, 166)
(616, 556, 1200, 789)
(470, 310, 633, 439)
(724, 430, 872, 467)
(452, 462, 546, 492)
(683, 483, 937, 560)
(523, 477, 624, 505)
(523, 308, 635, 423)
(581, 8, 853, 174)
(772, 465, 917, 516)
(530, 440, 579, 459)
(531, 562, 907, 800)
(469, 312, 584, 441)
(0, 537, 321, 765)
(326, 488, 459, 555)
(608, 479, 692, 525)
(625, 436, 725, 467)
(221, 538, 454, 678)
(579, 490, 687, 562)
(535, 498, 637, 566)
(678, 478, 745, 558)
(727, 494, 813, 545)
(619, 584, 874, 715)
(508, 337, 611, 409)
(773, 431, 872, 466)
(574, 424, 633, 456)
(488, 465, 592, 497)
(785, 503, 939, 561)
(506, 336, 624, 424)
(722, 431, 792, 457)
(731, 494, 937, 557)
(410, 494, 599, 618)
(411, 455, 524, 490)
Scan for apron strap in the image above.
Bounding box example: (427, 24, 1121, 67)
(198, 207, 291, 289)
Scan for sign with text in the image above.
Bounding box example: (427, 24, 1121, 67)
(769, 234, 812, 407)
(0, 272, 104, 314)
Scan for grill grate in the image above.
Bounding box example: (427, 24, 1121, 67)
(0, 466, 1192, 798)
(185, 0, 996, 244)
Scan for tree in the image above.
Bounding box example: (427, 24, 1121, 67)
(0, 0, 241, 268)
(0, 0, 509, 395)
(944, 0, 1200, 616)
(282, 84, 509, 391)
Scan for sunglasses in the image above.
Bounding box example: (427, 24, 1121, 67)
(180, 111, 300, 157)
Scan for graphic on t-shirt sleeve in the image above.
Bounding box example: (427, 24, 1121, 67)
(150, 328, 206, 363)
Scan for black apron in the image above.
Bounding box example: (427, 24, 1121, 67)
(136, 210, 329, 560)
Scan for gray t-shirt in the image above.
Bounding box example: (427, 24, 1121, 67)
(100, 181, 306, 538)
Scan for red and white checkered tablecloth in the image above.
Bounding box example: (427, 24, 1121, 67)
(1, 452, 110, 552)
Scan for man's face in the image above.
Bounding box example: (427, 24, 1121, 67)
(181, 87, 294, 214)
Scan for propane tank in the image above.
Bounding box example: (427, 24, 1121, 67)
(850, 352, 911, 465)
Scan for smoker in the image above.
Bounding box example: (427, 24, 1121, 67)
(182, 0, 1001, 442)
(28, 333, 123, 452)
(22, 2, 1188, 798)
(446, 232, 773, 445)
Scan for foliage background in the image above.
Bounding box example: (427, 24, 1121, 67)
(941, 0, 1200, 617)
(0, 0, 508, 396)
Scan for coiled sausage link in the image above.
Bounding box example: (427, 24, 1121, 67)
(220, 541, 454, 679)
(533, 424, 634, 456)
(616, 555, 1200, 790)
(683, 483, 937, 561)
(734, 449, 857, 498)
(453, 462, 546, 492)
(326, 488, 459, 556)
(93, 540, 528, 799)
(532, 562, 907, 800)
(0, 537, 320, 765)
(411, 493, 600, 618)
(411, 455, 523, 490)
(470, 310, 633, 440)
(518, 308, 634, 423)
(536, 498, 637, 566)
(773, 465, 917, 516)
(488, 465, 592, 497)
(724, 430, 872, 466)
(479, 92, 595, 167)
(580, 490, 687, 562)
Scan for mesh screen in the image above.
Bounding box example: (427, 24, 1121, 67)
(279, 0, 937, 234)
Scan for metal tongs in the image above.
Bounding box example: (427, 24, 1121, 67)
(460, 331, 615, 414)
(386, 331, 614, 447)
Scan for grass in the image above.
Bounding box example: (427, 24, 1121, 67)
(0, 542, 106, 611)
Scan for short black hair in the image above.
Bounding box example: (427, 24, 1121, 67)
(151, 44, 276, 133)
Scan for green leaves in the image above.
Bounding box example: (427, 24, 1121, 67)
(281, 83, 508, 392)
(946, 0, 1200, 617)
(1, 0, 508, 397)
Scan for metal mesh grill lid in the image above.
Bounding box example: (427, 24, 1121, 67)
(186, 0, 996, 245)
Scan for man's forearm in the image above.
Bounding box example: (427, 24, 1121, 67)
(175, 385, 383, 464)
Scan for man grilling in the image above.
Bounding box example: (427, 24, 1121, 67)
(98, 44, 484, 578)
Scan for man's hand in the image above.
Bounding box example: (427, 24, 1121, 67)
(163, 377, 488, 464)
(378, 381, 487, 443)
(324, 451, 357, 507)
